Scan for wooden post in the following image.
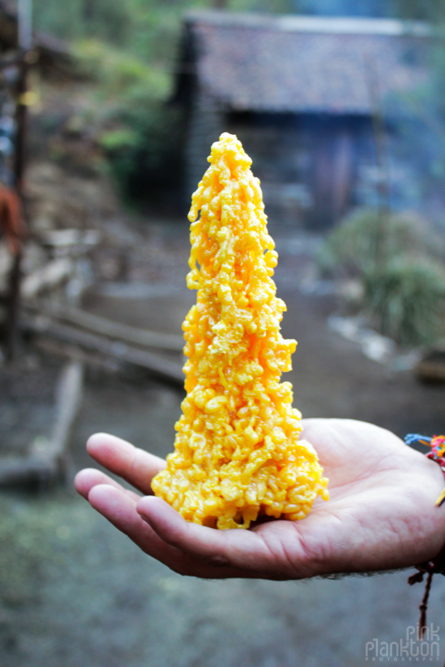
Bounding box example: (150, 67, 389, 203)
(5, 57, 28, 362)
(18, 0, 33, 52)
(15, 0, 34, 196)
(5, 250, 22, 360)
(5, 0, 33, 361)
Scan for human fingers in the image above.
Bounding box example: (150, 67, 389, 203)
(86, 433, 166, 495)
(88, 485, 242, 578)
(74, 468, 141, 503)
(136, 496, 295, 578)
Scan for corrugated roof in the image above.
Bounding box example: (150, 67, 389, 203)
(183, 11, 430, 115)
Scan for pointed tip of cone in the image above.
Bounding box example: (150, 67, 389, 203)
(208, 132, 252, 169)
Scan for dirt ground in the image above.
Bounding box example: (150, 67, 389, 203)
(1, 219, 445, 667)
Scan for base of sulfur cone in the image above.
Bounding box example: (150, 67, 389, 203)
(152, 133, 329, 530)
(152, 438, 328, 530)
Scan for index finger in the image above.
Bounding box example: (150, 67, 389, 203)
(87, 432, 166, 495)
(136, 496, 290, 578)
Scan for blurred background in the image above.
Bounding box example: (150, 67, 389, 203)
(0, 1, 445, 666)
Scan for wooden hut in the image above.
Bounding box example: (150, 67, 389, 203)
(174, 11, 430, 228)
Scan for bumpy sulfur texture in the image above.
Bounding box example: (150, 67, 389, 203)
(152, 133, 328, 529)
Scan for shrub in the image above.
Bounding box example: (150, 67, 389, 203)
(319, 208, 445, 278)
(321, 208, 445, 346)
(73, 40, 183, 202)
(99, 101, 184, 202)
(364, 259, 445, 346)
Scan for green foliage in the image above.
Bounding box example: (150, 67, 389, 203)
(32, 0, 293, 57)
(72, 40, 181, 200)
(364, 260, 445, 346)
(100, 128, 139, 152)
(390, 0, 445, 22)
(74, 39, 170, 102)
(100, 102, 184, 201)
(321, 208, 445, 346)
(31, 0, 132, 43)
(30, 0, 294, 203)
(319, 208, 444, 277)
(28, 0, 445, 206)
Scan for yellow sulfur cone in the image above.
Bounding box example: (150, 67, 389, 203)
(152, 133, 328, 529)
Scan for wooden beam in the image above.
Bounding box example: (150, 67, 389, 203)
(0, 243, 14, 282)
(37, 228, 101, 249)
(0, 455, 56, 485)
(5, 250, 22, 360)
(30, 360, 83, 462)
(0, 360, 84, 488)
(37, 304, 184, 352)
(33, 337, 121, 373)
(23, 314, 185, 386)
(21, 257, 73, 299)
(5, 47, 28, 361)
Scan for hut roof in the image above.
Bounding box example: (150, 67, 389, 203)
(179, 11, 430, 115)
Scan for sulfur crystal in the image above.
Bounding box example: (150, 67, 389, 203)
(152, 133, 329, 529)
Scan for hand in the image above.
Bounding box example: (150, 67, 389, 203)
(74, 419, 445, 580)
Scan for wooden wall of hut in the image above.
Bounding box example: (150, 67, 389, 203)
(307, 115, 373, 229)
(226, 112, 374, 231)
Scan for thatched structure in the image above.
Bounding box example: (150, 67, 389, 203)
(175, 11, 430, 227)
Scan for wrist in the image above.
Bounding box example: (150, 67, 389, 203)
(414, 454, 445, 566)
(404, 433, 445, 639)
(403, 434, 445, 565)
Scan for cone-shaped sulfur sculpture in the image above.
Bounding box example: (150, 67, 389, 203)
(152, 133, 329, 529)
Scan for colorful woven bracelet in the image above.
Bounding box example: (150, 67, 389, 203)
(404, 434, 445, 641)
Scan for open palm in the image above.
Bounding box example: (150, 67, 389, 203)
(75, 419, 445, 579)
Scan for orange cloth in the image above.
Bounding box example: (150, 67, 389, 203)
(0, 184, 25, 255)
